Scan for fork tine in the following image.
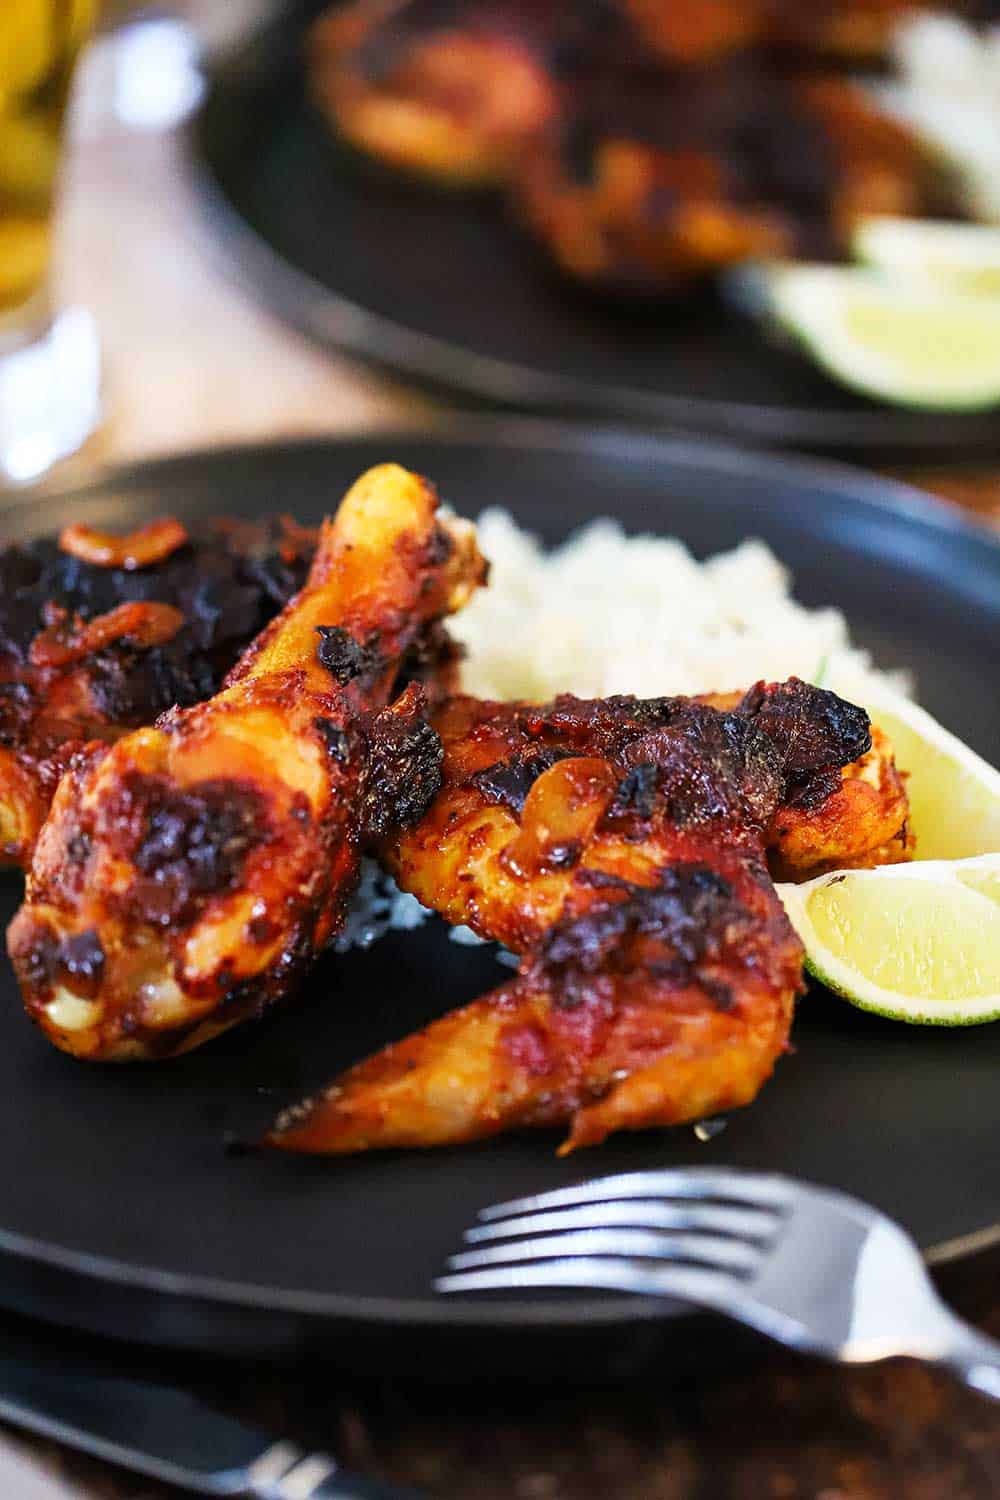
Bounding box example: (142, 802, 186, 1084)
(435, 1258, 737, 1303)
(448, 1228, 760, 1273)
(465, 1200, 778, 1244)
(478, 1170, 791, 1221)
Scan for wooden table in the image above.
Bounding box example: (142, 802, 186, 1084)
(4, 29, 1000, 1500)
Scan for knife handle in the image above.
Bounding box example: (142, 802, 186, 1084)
(249, 1440, 425, 1499)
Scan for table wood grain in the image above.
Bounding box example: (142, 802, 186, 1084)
(3, 33, 999, 1500)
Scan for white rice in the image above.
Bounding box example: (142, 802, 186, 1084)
(344, 509, 906, 948)
(334, 859, 428, 952)
(452, 509, 906, 704)
(876, 14, 1000, 223)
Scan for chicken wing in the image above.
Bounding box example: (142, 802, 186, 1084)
(8, 465, 485, 1061)
(0, 516, 316, 869)
(268, 678, 901, 1155)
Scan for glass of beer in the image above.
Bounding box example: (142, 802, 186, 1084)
(0, 0, 99, 483)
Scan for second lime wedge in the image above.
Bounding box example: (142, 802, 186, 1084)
(771, 266, 1000, 410)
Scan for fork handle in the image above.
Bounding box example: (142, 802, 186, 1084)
(936, 1317, 1000, 1402)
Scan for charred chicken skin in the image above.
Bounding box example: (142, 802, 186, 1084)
(0, 516, 317, 869)
(269, 678, 909, 1156)
(7, 465, 485, 1061)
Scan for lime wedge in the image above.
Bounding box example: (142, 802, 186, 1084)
(779, 855, 1000, 1025)
(827, 679, 1000, 862)
(854, 216, 1000, 297)
(771, 266, 1000, 410)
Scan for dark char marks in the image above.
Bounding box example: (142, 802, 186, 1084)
(315, 625, 384, 686)
(361, 688, 444, 840)
(114, 773, 269, 924)
(543, 862, 746, 981)
(472, 745, 577, 815)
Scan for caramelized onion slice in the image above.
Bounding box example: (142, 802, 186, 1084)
(502, 757, 618, 878)
(29, 602, 186, 669)
(60, 518, 189, 570)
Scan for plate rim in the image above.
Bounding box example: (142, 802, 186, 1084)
(23, 416, 1000, 561)
(6, 422, 1000, 1332)
(187, 38, 1000, 455)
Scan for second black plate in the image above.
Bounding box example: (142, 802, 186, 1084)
(192, 1, 1000, 457)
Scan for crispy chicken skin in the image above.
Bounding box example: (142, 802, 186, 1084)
(8, 466, 485, 1061)
(0, 517, 317, 869)
(769, 724, 912, 876)
(269, 678, 904, 1155)
(702, 689, 912, 877)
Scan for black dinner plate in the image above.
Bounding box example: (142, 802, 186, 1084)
(3, 424, 1000, 1375)
(190, 1, 1000, 458)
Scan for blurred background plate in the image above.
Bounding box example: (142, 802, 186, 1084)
(1, 423, 999, 1373)
(190, 1, 1000, 459)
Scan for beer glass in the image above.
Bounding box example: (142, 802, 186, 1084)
(0, 0, 99, 483)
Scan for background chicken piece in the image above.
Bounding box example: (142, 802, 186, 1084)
(308, 0, 768, 187)
(309, 0, 571, 186)
(514, 56, 958, 296)
(308, 0, 967, 290)
(269, 679, 895, 1156)
(8, 465, 484, 1061)
(0, 516, 316, 868)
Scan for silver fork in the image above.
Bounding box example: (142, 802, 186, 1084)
(436, 1169, 1000, 1399)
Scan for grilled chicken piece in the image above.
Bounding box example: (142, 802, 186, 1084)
(8, 465, 485, 1061)
(269, 678, 903, 1155)
(309, 0, 568, 186)
(0, 517, 317, 869)
(308, 0, 970, 248)
(514, 58, 957, 296)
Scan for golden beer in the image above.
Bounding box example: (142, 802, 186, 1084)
(0, 0, 96, 320)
